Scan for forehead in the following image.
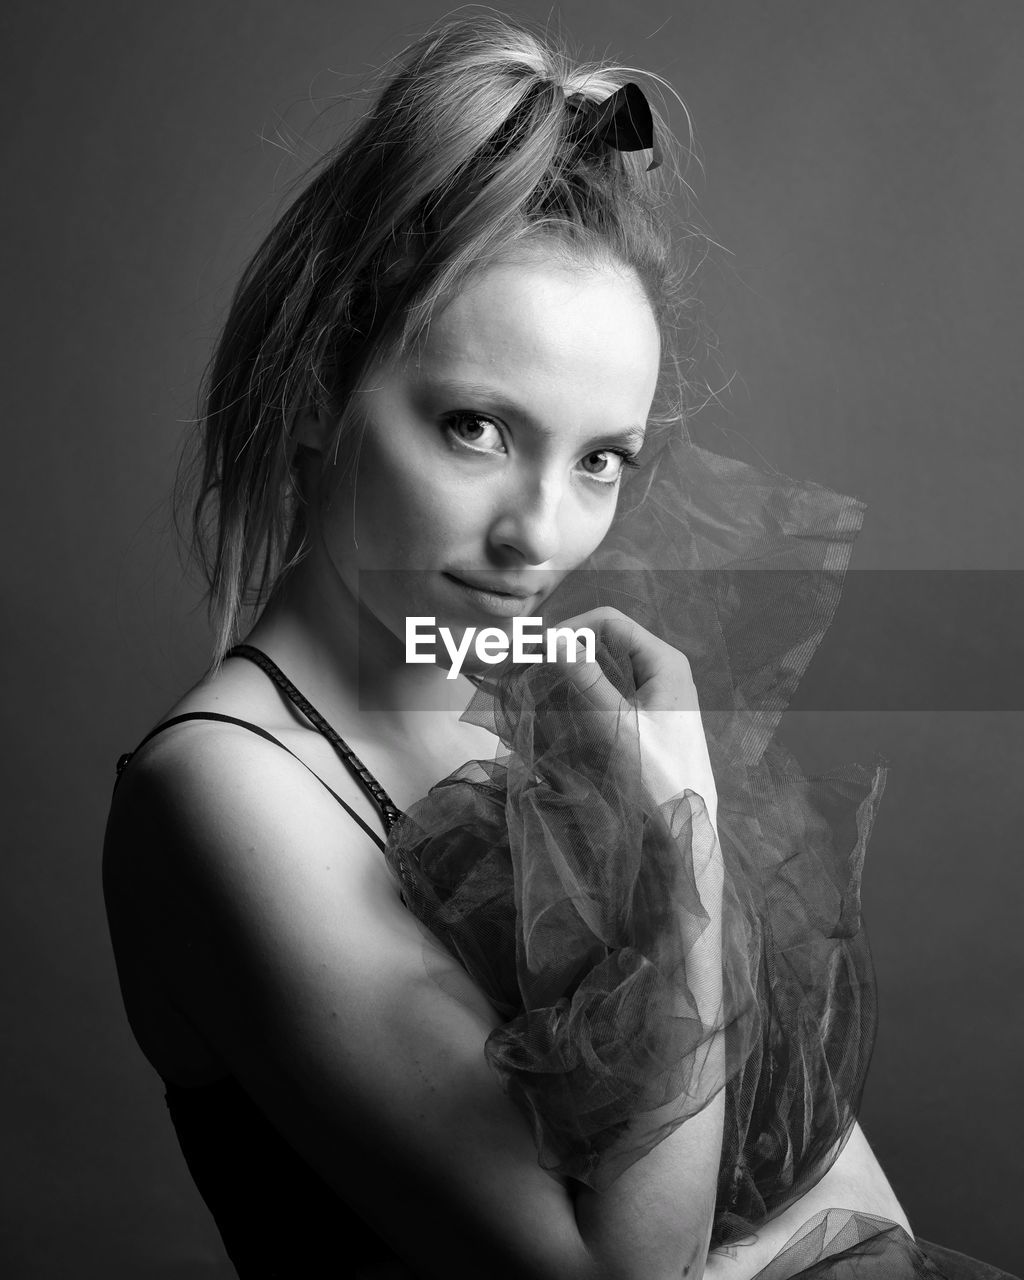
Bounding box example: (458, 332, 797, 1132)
(410, 257, 661, 414)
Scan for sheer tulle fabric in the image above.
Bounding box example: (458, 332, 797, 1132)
(739, 1210, 1016, 1279)
(381, 438, 1000, 1276)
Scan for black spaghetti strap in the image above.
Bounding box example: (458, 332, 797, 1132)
(114, 711, 386, 852)
(225, 644, 403, 833)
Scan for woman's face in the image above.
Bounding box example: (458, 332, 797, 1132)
(312, 251, 661, 664)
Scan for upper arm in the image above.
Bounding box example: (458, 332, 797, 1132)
(105, 725, 594, 1280)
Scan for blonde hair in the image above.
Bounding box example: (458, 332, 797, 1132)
(184, 13, 704, 662)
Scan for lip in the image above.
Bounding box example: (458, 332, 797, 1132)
(443, 573, 541, 618)
(445, 573, 538, 599)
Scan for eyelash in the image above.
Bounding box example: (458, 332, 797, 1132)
(442, 413, 642, 486)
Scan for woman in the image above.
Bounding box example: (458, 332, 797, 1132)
(103, 16, 1011, 1279)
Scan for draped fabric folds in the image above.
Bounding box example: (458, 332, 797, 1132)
(381, 437, 1008, 1277)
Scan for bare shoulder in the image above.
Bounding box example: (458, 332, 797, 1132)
(104, 714, 404, 953)
(103, 715, 398, 1067)
(104, 711, 498, 1038)
(111, 713, 368, 851)
(106, 643, 386, 896)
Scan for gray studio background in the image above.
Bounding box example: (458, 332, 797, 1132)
(3, 1, 1022, 1276)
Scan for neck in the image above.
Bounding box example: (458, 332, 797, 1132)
(243, 548, 480, 745)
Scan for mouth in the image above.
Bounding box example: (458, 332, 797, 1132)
(446, 573, 536, 599)
(443, 573, 541, 617)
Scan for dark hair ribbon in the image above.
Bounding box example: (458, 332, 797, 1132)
(565, 82, 662, 172)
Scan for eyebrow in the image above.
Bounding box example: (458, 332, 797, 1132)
(417, 377, 648, 450)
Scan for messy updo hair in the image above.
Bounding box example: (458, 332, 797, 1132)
(184, 12, 704, 662)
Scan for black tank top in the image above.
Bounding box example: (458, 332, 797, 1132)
(115, 644, 414, 1277)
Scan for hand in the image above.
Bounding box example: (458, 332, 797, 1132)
(549, 606, 719, 827)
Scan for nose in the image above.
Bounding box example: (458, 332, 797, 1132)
(487, 472, 565, 566)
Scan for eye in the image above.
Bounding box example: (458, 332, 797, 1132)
(578, 448, 642, 486)
(443, 412, 505, 454)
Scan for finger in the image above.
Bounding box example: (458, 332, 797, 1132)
(553, 607, 692, 709)
(544, 622, 626, 724)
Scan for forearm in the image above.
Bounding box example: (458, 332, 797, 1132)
(574, 822, 726, 1280)
(703, 1123, 912, 1280)
(574, 1087, 724, 1280)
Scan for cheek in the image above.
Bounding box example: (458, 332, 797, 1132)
(347, 438, 472, 563)
(567, 492, 619, 562)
